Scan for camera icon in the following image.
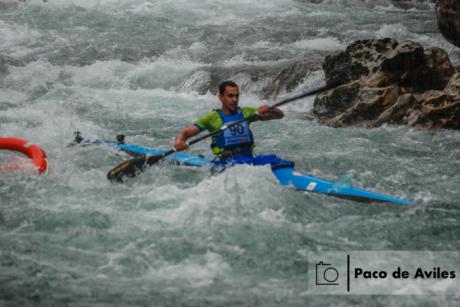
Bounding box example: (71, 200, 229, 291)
(315, 261, 339, 285)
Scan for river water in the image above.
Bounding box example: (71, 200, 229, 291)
(1, 0, 459, 306)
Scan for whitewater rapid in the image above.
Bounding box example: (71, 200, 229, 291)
(1, 1, 459, 306)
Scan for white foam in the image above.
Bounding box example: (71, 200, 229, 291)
(290, 37, 345, 51)
(376, 23, 412, 40)
(132, 165, 278, 229)
(259, 208, 287, 226)
(0, 89, 28, 105)
(154, 251, 230, 287)
(69, 57, 204, 90)
(0, 20, 43, 57)
(304, 10, 345, 18)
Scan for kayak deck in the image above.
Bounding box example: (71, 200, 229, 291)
(73, 135, 414, 205)
(271, 167, 413, 205)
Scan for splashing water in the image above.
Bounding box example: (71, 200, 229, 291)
(1, 1, 459, 306)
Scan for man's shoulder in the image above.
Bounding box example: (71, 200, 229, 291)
(194, 110, 221, 130)
(198, 110, 220, 120)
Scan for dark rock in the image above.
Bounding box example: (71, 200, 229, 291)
(320, 84, 400, 127)
(323, 39, 454, 92)
(406, 89, 460, 129)
(369, 93, 417, 127)
(312, 38, 458, 130)
(445, 71, 460, 93)
(381, 41, 425, 78)
(436, 0, 460, 47)
(410, 47, 455, 91)
(324, 38, 407, 85)
(323, 39, 389, 84)
(313, 81, 362, 121)
(404, 72, 460, 129)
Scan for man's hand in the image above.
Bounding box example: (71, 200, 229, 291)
(174, 140, 188, 151)
(257, 104, 271, 116)
(174, 125, 200, 151)
(257, 104, 284, 120)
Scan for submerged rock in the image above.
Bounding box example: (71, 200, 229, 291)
(313, 38, 459, 130)
(436, 0, 460, 47)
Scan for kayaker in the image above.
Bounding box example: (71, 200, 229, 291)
(174, 80, 284, 158)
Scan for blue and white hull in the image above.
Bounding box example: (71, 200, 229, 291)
(74, 136, 414, 205)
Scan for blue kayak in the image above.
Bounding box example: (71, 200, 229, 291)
(73, 135, 414, 205)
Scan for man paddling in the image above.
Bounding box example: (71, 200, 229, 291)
(174, 80, 284, 158)
(107, 82, 340, 182)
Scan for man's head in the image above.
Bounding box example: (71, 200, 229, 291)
(218, 80, 239, 114)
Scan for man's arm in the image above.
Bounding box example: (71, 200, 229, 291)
(257, 104, 284, 120)
(174, 125, 201, 151)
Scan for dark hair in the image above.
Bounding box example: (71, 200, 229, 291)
(218, 80, 238, 96)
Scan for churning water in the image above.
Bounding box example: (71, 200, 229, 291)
(1, 0, 459, 305)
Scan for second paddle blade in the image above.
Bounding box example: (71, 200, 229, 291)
(106, 154, 165, 183)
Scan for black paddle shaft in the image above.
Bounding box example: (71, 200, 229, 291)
(107, 82, 338, 182)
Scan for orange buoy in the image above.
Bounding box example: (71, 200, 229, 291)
(0, 137, 48, 174)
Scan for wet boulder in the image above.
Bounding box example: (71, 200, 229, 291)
(403, 73, 460, 129)
(313, 38, 459, 130)
(436, 0, 460, 47)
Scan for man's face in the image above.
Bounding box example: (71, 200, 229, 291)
(219, 85, 239, 113)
